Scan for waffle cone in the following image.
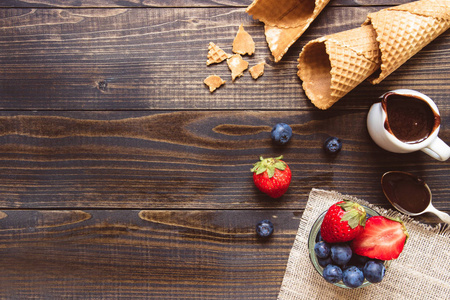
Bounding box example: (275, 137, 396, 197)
(264, 24, 309, 63)
(364, 0, 450, 84)
(298, 0, 450, 109)
(246, 0, 330, 62)
(298, 26, 381, 110)
(386, 0, 450, 20)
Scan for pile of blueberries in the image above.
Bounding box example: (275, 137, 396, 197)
(314, 233, 386, 288)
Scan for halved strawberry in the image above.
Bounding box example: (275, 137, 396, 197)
(351, 216, 409, 260)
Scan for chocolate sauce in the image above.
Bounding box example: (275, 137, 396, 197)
(381, 171, 430, 214)
(382, 94, 440, 144)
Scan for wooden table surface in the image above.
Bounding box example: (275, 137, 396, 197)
(0, 0, 449, 298)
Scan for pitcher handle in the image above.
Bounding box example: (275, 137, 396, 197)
(421, 137, 450, 161)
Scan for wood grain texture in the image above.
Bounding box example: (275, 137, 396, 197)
(0, 110, 448, 211)
(0, 0, 416, 8)
(0, 209, 300, 299)
(0, 208, 442, 299)
(1, 6, 449, 110)
(1, 1, 449, 298)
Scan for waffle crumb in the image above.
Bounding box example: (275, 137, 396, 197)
(232, 24, 255, 56)
(204, 75, 226, 92)
(249, 62, 265, 79)
(227, 54, 249, 81)
(207, 42, 232, 66)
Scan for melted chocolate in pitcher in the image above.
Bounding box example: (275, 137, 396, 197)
(382, 94, 440, 144)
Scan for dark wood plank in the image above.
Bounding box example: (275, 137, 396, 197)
(0, 0, 416, 8)
(0, 110, 448, 210)
(0, 209, 300, 299)
(0, 209, 442, 299)
(1, 7, 449, 110)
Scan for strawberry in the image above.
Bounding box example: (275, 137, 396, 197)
(251, 156, 291, 198)
(320, 200, 367, 243)
(351, 216, 409, 260)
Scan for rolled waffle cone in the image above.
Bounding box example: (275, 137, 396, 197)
(246, 0, 330, 62)
(298, 0, 450, 109)
(364, 0, 450, 84)
(298, 25, 381, 110)
(386, 0, 450, 20)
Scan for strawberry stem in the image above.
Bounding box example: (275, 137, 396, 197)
(338, 200, 367, 229)
(251, 156, 286, 179)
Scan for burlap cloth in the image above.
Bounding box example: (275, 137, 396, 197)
(278, 188, 450, 300)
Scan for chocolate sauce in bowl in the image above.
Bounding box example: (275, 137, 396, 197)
(382, 94, 440, 144)
(381, 171, 430, 214)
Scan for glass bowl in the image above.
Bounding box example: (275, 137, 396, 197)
(308, 205, 388, 289)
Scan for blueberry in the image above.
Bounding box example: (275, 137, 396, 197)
(342, 264, 357, 271)
(342, 266, 365, 288)
(331, 243, 352, 266)
(342, 264, 364, 273)
(322, 264, 343, 284)
(271, 123, 292, 145)
(323, 136, 342, 154)
(348, 254, 370, 270)
(314, 241, 331, 259)
(363, 260, 386, 283)
(315, 229, 323, 242)
(256, 219, 274, 237)
(318, 256, 333, 268)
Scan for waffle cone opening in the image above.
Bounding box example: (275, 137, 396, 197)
(298, 42, 333, 108)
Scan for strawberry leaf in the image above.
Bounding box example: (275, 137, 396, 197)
(273, 161, 286, 170)
(251, 156, 288, 179)
(337, 200, 357, 211)
(338, 201, 366, 229)
(255, 167, 266, 175)
(341, 211, 361, 229)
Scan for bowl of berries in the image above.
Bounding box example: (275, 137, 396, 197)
(308, 200, 409, 289)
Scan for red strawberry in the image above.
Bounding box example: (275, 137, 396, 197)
(251, 156, 291, 198)
(320, 200, 367, 243)
(351, 216, 409, 260)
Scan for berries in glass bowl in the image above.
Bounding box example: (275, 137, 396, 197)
(308, 204, 393, 289)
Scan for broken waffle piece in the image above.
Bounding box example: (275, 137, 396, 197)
(232, 24, 256, 56)
(249, 62, 265, 79)
(227, 54, 249, 81)
(204, 75, 226, 92)
(246, 0, 331, 62)
(207, 42, 232, 65)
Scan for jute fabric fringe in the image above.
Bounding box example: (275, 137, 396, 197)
(278, 188, 450, 300)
